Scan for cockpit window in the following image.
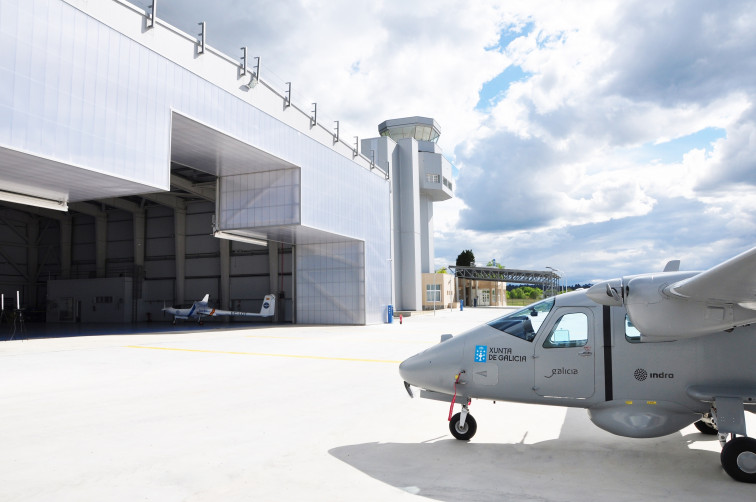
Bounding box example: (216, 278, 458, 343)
(487, 298, 555, 342)
(625, 315, 641, 343)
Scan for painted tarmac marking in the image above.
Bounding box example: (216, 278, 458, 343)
(246, 335, 436, 344)
(124, 345, 401, 364)
(245, 335, 308, 340)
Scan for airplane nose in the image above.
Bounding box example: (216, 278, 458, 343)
(399, 336, 466, 395)
(398, 353, 429, 383)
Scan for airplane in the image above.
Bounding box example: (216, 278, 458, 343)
(399, 246, 756, 483)
(163, 294, 276, 325)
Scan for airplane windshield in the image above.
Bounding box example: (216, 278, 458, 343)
(487, 298, 555, 342)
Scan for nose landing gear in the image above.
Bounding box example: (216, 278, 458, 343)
(450, 402, 477, 440)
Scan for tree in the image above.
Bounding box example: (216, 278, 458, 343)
(506, 286, 543, 300)
(456, 249, 475, 267)
(486, 260, 504, 269)
(436, 267, 447, 274)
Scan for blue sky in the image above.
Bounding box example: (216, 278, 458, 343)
(143, 0, 756, 284)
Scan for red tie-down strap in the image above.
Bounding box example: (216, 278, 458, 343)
(448, 371, 466, 421)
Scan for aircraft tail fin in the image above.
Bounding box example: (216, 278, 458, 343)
(663, 260, 681, 272)
(200, 294, 210, 304)
(260, 294, 276, 317)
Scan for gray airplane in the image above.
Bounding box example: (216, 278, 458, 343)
(163, 294, 275, 324)
(400, 246, 756, 482)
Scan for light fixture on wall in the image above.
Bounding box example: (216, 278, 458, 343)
(241, 56, 260, 91)
(213, 230, 267, 247)
(0, 189, 68, 211)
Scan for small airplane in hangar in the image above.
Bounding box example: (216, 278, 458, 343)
(163, 294, 275, 325)
(400, 246, 756, 482)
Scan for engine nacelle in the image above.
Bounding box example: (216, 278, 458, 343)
(588, 400, 698, 438)
(587, 271, 756, 340)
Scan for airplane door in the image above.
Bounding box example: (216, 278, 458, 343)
(534, 308, 595, 398)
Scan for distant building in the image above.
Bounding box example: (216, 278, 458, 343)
(458, 278, 507, 308)
(421, 272, 455, 310)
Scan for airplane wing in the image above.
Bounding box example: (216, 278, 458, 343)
(621, 246, 756, 340)
(210, 309, 268, 318)
(666, 246, 756, 308)
(204, 294, 276, 318)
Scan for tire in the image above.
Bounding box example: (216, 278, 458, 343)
(694, 419, 718, 435)
(721, 437, 756, 483)
(449, 412, 477, 441)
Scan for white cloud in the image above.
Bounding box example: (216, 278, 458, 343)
(144, 0, 756, 283)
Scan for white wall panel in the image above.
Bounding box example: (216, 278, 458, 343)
(0, 0, 170, 190)
(297, 241, 365, 325)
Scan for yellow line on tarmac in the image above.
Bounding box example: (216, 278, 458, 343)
(245, 335, 436, 344)
(124, 345, 401, 364)
(245, 335, 305, 340)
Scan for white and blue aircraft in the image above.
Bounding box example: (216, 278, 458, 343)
(163, 294, 275, 325)
(400, 246, 756, 482)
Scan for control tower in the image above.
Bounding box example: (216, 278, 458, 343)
(363, 117, 454, 311)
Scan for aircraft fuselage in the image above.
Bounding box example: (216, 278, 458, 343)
(400, 290, 756, 438)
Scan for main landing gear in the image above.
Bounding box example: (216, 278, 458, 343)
(720, 436, 756, 483)
(709, 401, 756, 483)
(694, 414, 718, 435)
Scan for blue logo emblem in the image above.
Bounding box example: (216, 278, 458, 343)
(474, 345, 487, 362)
(263, 302, 270, 309)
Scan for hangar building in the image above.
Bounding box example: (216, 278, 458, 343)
(0, 0, 453, 325)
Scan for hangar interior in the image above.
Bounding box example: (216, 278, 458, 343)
(0, 164, 294, 324)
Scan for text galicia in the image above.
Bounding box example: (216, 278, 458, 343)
(544, 367, 578, 378)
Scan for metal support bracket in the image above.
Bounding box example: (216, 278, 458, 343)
(713, 396, 748, 436)
(198, 22, 206, 55)
(146, 0, 157, 29)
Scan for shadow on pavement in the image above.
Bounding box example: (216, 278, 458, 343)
(330, 409, 750, 501)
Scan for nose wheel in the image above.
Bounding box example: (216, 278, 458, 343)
(449, 404, 477, 440)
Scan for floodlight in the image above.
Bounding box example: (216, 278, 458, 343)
(0, 189, 68, 211)
(213, 230, 267, 247)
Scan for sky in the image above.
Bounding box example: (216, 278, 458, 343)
(135, 0, 756, 284)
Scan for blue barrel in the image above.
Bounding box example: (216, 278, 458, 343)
(460, 299, 464, 311)
(387, 305, 393, 323)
